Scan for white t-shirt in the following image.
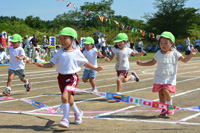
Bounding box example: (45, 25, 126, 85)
(35, 51, 40, 60)
(9, 47, 25, 70)
(83, 48, 98, 70)
(186, 38, 190, 46)
(111, 47, 133, 70)
(154, 49, 182, 85)
(50, 49, 88, 74)
(101, 37, 106, 47)
(0, 51, 9, 61)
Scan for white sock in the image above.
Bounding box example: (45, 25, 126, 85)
(92, 87, 96, 90)
(130, 75, 135, 80)
(71, 103, 80, 114)
(6, 86, 11, 90)
(26, 80, 29, 85)
(63, 103, 70, 120)
(166, 100, 172, 105)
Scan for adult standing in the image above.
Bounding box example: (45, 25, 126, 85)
(186, 37, 190, 47)
(137, 38, 143, 52)
(25, 35, 31, 57)
(94, 36, 100, 50)
(101, 34, 106, 56)
(1, 32, 7, 54)
(195, 37, 199, 50)
(30, 34, 38, 58)
(42, 35, 48, 49)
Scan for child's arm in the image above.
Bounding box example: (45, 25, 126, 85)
(35, 62, 54, 68)
(96, 50, 103, 58)
(105, 51, 115, 62)
(179, 49, 198, 63)
(137, 58, 157, 66)
(131, 50, 146, 57)
(15, 55, 25, 60)
(85, 62, 104, 72)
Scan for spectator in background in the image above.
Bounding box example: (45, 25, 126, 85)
(94, 36, 100, 50)
(147, 45, 153, 52)
(0, 46, 9, 64)
(25, 35, 31, 58)
(137, 38, 143, 52)
(101, 34, 106, 57)
(52, 45, 60, 58)
(30, 34, 38, 58)
(195, 37, 199, 50)
(186, 37, 190, 47)
(125, 41, 130, 48)
(42, 35, 48, 49)
(1, 33, 7, 54)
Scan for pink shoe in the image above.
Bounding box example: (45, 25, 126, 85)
(160, 109, 168, 117)
(167, 109, 174, 115)
(131, 71, 139, 82)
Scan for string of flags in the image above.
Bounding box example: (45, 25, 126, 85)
(56, 0, 157, 38)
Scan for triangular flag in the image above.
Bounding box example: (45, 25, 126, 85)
(73, 4, 76, 9)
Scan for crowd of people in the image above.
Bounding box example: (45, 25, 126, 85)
(0, 28, 199, 129)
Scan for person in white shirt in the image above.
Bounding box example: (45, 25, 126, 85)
(137, 31, 198, 117)
(195, 38, 200, 50)
(82, 37, 103, 92)
(101, 34, 106, 57)
(2, 34, 32, 96)
(0, 47, 9, 64)
(105, 33, 145, 96)
(52, 45, 60, 58)
(35, 27, 104, 128)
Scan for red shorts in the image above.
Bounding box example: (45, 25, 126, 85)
(152, 84, 176, 93)
(116, 70, 128, 78)
(57, 73, 79, 95)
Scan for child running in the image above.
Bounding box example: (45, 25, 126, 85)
(35, 27, 103, 128)
(82, 37, 103, 92)
(137, 31, 198, 117)
(3, 34, 32, 96)
(105, 33, 145, 95)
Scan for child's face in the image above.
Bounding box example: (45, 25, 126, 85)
(116, 41, 125, 49)
(59, 35, 73, 50)
(159, 37, 173, 52)
(11, 42, 20, 48)
(84, 44, 93, 50)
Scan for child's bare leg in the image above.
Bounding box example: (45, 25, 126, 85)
(61, 91, 71, 103)
(163, 88, 172, 101)
(89, 77, 96, 88)
(117, 74, 124, 93)
(20, 78, 28, 83)
(82, 78, 89, 83)
(122, 76, 132, 83)
(158, 90, 165, 103)
(7, 73, 14, 87)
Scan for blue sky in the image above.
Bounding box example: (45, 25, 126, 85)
(0, 0, 199, 21)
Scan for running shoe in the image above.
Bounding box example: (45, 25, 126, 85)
(92, 88, 98, 92)
(167, 109, 174, 115)
(24, 82, 32, 92)
(74, 109, 83, 125)
(159, 109, 168, 117)
(131, 71, 139, 82)
(2, 87, 11, 96)
(58, 119, 70, 128)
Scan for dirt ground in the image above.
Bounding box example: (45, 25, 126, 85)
(0, 58, 200, 133)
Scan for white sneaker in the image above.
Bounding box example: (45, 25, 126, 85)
(58, 119, 70, 128)
(92, 88, 98, 92)
(131, 71, 139, 82)
(74, 109, 83, 124)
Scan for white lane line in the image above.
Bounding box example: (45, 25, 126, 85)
(178, 112, 200, 122)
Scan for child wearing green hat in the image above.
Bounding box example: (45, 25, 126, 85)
(137, 31, 198, 117)
(82, 37, 103, 92)
(35, 27, 104, 128)
(105, 33, 146, 97)
(3, 34, 32, 96)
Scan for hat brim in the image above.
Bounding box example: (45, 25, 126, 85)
(156, 35, 172, 42)
(114, 39, 123, 43)
(10, 40, 20, 42)
(84, 41, 94, 44)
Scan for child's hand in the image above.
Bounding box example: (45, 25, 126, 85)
(35, 62, 44, 67)
(15, 56, 21, 60)
(137, 60, 142, 66)
(96, 66, 104, 71)
(190, 49, 198, 55)
(105, 57, 110, 62)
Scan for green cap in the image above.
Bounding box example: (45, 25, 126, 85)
(57, 27, 78, 39)
(156, 31, 175, 43)
(10, 34, 22, 42)
(83, 37, 94, 44)
(114, 33, 128, 42)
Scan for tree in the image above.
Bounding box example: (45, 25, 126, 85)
(145, 0, 199, 38)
